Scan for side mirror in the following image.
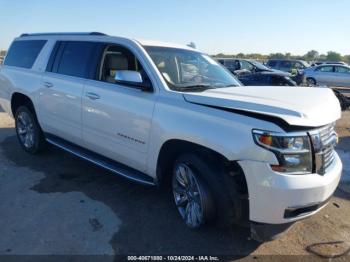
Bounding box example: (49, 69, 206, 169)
(115, 70, 153, 92)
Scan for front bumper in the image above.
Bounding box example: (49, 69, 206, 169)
(239, 151, 342, 225)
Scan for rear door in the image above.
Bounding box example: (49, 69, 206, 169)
(314, 65, 335, 86)
(334, 66, 350, 87)
(39, 41, 97, 144)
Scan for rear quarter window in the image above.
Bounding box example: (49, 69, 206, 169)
(4, 40, 47, 69)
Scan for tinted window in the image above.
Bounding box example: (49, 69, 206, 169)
(4, 40, 47, 68)
(54, 41, 96, 78)
(224, 60, 237, 69)
(217, 59, 224, 65)
(280, 61, 292, 68)
(267, 60, 277, 67)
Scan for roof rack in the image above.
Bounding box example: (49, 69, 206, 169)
(20, 32, 107, 37)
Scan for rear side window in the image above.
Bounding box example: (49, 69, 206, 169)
(53, 41, 95, 77)
(48, 41, 98, 78)
(4, 40, 47, 69)
(335, 66, 350, 73)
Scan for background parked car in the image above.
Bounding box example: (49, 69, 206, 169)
(266, 59, 310, 73)
(237, 71, 297, 86)
(217, 58, 304, 85)
(304, 64, 350, 87)
(216, 58, 267, 75)
(311, 61, 348, 67)
(234, 63, 349, 111)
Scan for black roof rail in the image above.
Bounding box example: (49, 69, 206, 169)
(20, 32, 107, 37)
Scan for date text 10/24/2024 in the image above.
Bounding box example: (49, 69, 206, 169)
(127, 256, 220, 261)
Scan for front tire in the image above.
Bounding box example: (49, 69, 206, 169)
(333, 90, 349, 111)
(172, 158, 214, 228)
(171, 153, 245, 229)
(15, 106, 46, 154)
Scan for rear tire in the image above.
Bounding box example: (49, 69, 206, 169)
(306, 77, 317, 86)
(15, 106, 46, 154)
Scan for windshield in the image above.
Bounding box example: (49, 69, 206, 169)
(144, 46, 241, 91)
(300, 61, 310, 68)
(249, 60, 270, 71)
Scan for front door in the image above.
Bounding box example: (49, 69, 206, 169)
(82, 44, 156, 172)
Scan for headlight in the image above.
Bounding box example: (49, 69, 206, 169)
(253, 129, 312, 175)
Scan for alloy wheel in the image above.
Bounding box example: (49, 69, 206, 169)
(172, 163, 205, 228)
(16, 111, 35, 149)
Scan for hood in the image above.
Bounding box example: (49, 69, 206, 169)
(260, 70, 291, 77)
(256, 68, 291, 77)
(183, 86, 341, 128)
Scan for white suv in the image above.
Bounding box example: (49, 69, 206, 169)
(0, 32, 343, 241)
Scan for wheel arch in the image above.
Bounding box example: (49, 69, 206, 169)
(156, 138, 249, 225)
(156, 139, 248, 194)
(11, 92, 36, 116)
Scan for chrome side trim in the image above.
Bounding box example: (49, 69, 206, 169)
(46, 138, 155, 186)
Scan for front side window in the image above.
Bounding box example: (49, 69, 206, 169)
(224, 59, 238, 69)
(241, 60, 254, 71)
(267, 60, 277, 67)
(318, 66, 334, 72)
(250, 60, 270, 71)
(294, 62, 305, 69)
(98, 45, 151, 89)
(280, 61, 292, 68)
(144, 46, 241, 91)
(4, 40, 47, 69)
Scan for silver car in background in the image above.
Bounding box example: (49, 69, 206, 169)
(304, 64, 350, 87)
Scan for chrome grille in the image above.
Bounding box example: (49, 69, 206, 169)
(310, 123, 337, 175)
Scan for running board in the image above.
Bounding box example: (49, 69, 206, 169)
(45, 134, 156, 186)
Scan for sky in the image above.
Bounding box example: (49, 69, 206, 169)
(0, 0, 349, 55)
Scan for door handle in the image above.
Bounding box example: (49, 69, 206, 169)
(86, 92, 100, 100)
(43, 81, 53, 88)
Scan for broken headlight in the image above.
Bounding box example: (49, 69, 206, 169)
(253, 129, 312, 175)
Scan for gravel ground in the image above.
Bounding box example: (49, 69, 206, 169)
(0, 106, 349, 260)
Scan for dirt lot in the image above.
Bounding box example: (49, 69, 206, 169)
(0, 106, 349, 260)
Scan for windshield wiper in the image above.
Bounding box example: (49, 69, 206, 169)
(174, 84, 214, 92)
(223, 84, 239, 88)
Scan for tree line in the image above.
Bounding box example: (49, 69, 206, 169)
(212, 50, 350, 64)
(1, 49, 349, 64)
